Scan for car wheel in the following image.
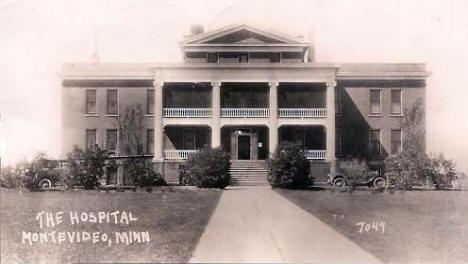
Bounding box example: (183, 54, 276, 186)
(333, 178, 346, 188)
(38, 178, 52, 189)
(373, 177, 386, 188)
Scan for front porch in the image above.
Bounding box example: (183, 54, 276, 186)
(279, 125, 327, 160)
(163, 126, 211, 159)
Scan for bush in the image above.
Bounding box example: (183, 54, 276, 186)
(180, 146, 230, 188)
(384, 151, 429, 189)
(427, 153, 458, 189)
(0, 166, 24, 188)
(123, 157, 167, 187)
(66, 146, 109, 190)
(339, 158, 368, 186)
(267, 141, 311, 189)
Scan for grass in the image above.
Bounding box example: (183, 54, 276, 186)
(0, 187, 221, 264)
(277, 188, 468, 263)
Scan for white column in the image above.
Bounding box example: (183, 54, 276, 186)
(211, 82, 221, 148)
(269, 82, 279, 156)
(326, 81, 336, 162)
(153, 81, 164, 161)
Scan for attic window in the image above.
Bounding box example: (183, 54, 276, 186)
(186, 52, 206, 58)
(270, 53, 281, 63)
(281, 52, 303, 59)
(207, 52, 218, 63)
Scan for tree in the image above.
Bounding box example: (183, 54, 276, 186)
(66, 145, 109, 189)
(116, 104, 145, 155)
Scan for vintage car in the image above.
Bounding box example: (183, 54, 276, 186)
(327, 169, 386, 188)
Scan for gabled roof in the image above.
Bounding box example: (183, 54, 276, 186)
(182, 24, 308, 46)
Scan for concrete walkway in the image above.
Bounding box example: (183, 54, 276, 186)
(190, 187, 382, 263)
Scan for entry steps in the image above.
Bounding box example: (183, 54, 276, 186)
(229, 160, 269, 186)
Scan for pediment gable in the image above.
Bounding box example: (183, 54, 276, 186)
(183, 24, 306, 46)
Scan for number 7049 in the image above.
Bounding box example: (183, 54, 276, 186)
(356, 221, 385, 234)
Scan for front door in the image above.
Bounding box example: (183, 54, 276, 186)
(237, 135, 251, 160)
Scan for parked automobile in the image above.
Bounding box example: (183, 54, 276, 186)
(327, 169, 386, 188)
(25, 158, 66, 190)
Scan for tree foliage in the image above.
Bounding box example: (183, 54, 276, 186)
(66, 145, 109, 189)
(116, 104, 145, 155)
(267, 141, 311, 189)
(180, 146, 230, 188)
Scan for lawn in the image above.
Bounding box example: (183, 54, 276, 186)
(277, 188, 468, 263)
(0, 187, 221, 264)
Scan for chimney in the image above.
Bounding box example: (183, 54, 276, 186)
(190, 24, 204, 36)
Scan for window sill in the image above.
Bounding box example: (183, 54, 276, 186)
(106, 114, 119, 117)
(84, 114, 99, 117)
(368, 113, 383, 117)
(145, 114, 155, 117)
(389, 114, 404, 117)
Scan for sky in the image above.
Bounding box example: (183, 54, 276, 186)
(1, 0, 467, 172)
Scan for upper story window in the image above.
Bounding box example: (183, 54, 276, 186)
(391, 129, 402, 154)
(106, 89, 118, 115)
(370, 89, 381, 114)
(86, 90, 97, 114)
(369, 129, 381, 156)
(270, 52, 281, 63)
(207, 52, 219, 63)
(391, 89, 402, 114)
(239, 53, 249, 63)
(106, 129, 118, 153)
(147, 89, 155, 115)
(86, 129, 97, 150)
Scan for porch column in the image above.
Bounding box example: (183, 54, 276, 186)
(269, 82, 279, 155)
(326, 81, 336, 161)
(153, 81, 164, 161)
(211, 82, 221, 148)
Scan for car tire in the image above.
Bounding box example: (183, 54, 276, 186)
(333, 177, 346, 188)
(38, 178, 52, 189)
(372, 177, 386, 188)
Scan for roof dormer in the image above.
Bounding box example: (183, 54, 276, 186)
(181, 24, 311, 64)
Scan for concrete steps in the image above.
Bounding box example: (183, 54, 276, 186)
(230, 160, 269, 186)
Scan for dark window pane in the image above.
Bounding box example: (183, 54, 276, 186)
(207, 52, 218, 63)
(370, 90, 381, 114)
(270, 53, 280, 63)
(147, 130, 154, 154)
(391, 90, 402, 114)
(239, 53, 248, 63)
(86, 129, 97, 150)
(86, 90, 97, 114)
(391, 130, 402, 154)
(185, 52, 206, 58)
(335, 129, 341, 156)
(335, 88, 341, 114)
(106, 89, 118, 115)
(106, 129, 118, 151)
(147, 89, 155, 114)
(250, 52, 269, 59)
(370, 129, 381, 156)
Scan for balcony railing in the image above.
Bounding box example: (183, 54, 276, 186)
(278, 108, 327, 118)
(221, 108, 270, 118)
(163, 150, 199, 160)
(305, 150, 327, 160)
(163, 108, 212, 118)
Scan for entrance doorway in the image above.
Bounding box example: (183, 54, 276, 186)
(237, 135, 251, 160)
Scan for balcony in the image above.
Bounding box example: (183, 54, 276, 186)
(305, 150, 327, 160)
(163, 108, 212, 118)
(163, 150, 199, 160)
(278, 108, 326, 118)
(221, 108, 269, 118)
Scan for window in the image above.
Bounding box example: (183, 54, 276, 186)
(391, 129, 402, 154)
(147, 89, 155, 115)
(335, 87, 341, 115)
(391, 89, 402, 114)
(106, 129, 118, 152)
(85, 129, 97, 150)
(207, 52, 218, 63)
(86, 90, 97, 114)
(239, 53, 249, 63)
(106, 89, 118, 115)
(147, 129, 154, 154)
(370, 89, 381, 114)
(270, 52, 280, 63)
(369, 129, 381, 156)
(335, 129, 342, 156)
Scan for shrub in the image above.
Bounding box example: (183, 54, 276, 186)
(123, 157, 167, 187)
(427, 153, 458, 189)
(180, 146, 230, 188)
(267, 141, 311, 189)
(384, 151, 429, 189)
(66, 145, 109, 189)
(0, 166, 24, 188)
(339, 158, 368, 187)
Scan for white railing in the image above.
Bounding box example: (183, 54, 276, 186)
(163, 108, 211, 118)
(305, 150, 327, 160)
(278, 108, 327, 118)
(221, 108, 270, 118)
(163, 150, 199, 160)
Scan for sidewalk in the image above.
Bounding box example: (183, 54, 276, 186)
(190, 186, 382, 263)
